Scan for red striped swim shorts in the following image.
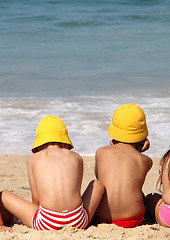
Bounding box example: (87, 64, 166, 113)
(32, 203, 89, 230)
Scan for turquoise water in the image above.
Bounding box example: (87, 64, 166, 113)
(0, 0, 170, 156)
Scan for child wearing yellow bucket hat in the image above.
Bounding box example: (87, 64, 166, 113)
(92, 103, 153, 228)
(32, 115, 74, 152)
(0, 115, 105, 232)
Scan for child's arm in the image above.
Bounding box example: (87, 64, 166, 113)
(162, 165, 170, 205)
(94, 161, 98, 179)
(95, 148, 102, 179)
(27, 156, 39, 206)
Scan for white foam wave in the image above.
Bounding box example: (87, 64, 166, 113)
(0, 94, 169, 157)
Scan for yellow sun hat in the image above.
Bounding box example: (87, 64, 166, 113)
(32, 115, 74, 153)
(107, 103, 148, 143)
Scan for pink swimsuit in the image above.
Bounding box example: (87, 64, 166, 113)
(32, 203, 89, 230)
(159, 203, 170, 226)
(152, 158, 170, 226)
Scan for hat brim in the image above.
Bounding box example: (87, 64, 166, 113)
(32, 133, 74, 152)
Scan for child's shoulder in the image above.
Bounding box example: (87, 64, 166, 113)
(140, 152, 152, 161)
(27, 150, 44, 163)
(139, 153, 153, 171)
(66, 149, 83, 162)
(96, 145, 113, 155)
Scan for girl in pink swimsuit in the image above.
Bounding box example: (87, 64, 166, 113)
(145, 149, 170, 227)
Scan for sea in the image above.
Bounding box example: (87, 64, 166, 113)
(0, 0, 170, 158)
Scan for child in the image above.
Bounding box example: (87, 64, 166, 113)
(145, 149, 170, 227)
(0, 115, 104, 231)
(92, 103, 153, 228)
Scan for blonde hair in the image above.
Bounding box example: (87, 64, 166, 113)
(156, 149, 170, 192)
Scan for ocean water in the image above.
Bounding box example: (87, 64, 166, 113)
(0, 0, 170, 157)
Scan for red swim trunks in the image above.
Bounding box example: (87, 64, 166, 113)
(94, 209, 145, 228)
(32, 203, 89, 230)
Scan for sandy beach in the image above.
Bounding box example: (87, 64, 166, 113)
(0, 154, 169, 240)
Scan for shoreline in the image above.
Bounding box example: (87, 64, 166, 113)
(1, 154, 169, 240)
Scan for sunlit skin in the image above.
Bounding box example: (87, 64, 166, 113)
(145, 149, 170, 227)
(0, 143, 105, 231)
(93, 138, 152, 224)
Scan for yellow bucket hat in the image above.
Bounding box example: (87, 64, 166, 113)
(107, 103, 148, 143)
(32, 115, 74, 153)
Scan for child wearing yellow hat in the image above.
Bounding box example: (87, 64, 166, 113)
(0, 116, 104, 231)
(92, 103, 153, 228)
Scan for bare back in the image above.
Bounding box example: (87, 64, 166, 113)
(94, 143, 152, 220)
(27, 145, 83, 212)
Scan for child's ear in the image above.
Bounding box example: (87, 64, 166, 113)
(66, 144, 69, 149)
(110, 139, 118, 145)
(137, 138, 150, 152)
(110, 139, 117, 145)
(65, 143, 71, 149)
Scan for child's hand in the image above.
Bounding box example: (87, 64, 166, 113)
(0, 225, 13, 232)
